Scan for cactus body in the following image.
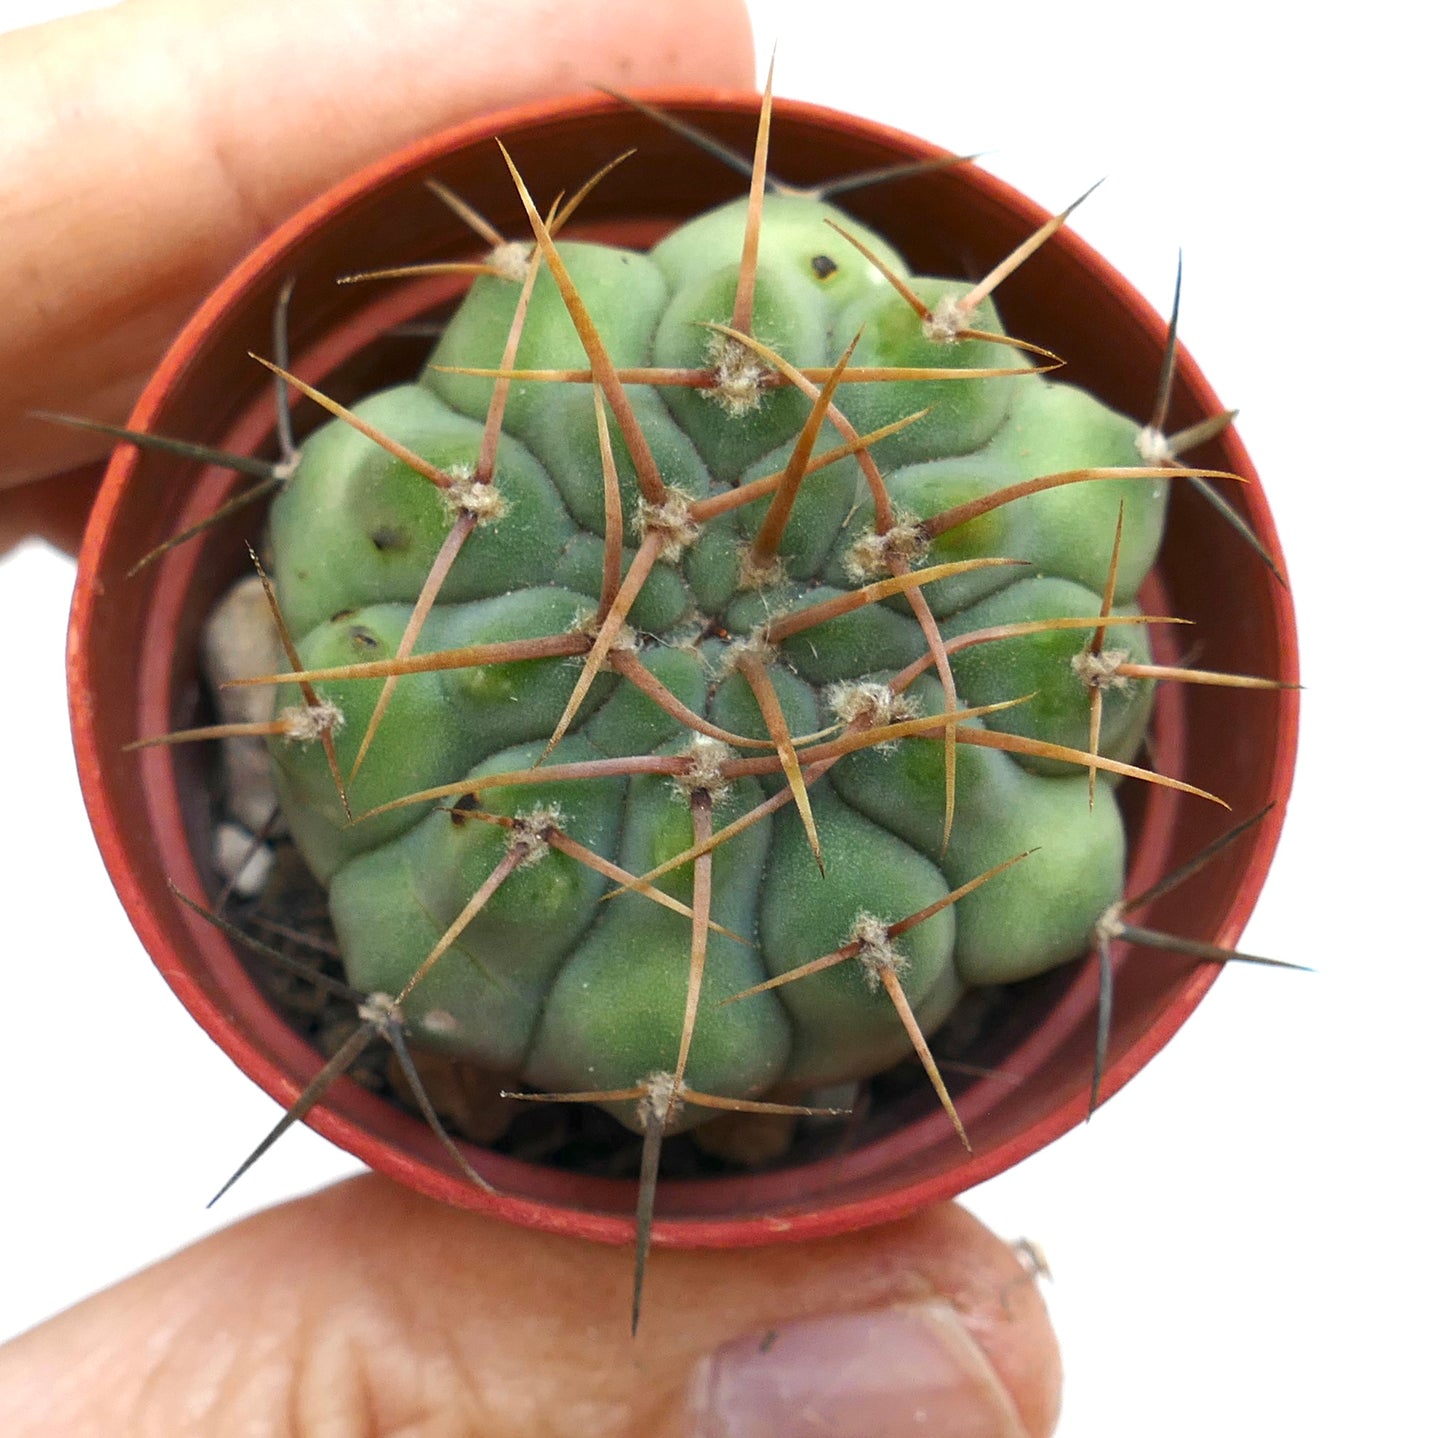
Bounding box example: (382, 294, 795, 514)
(263, 190, 1165, 1137)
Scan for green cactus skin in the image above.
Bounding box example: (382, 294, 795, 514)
(263, 187, 1169, 1140)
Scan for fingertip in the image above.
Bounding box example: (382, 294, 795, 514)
(293, 1179, 1062, 1437)
(681, 1299, 1035, 1438)
(0, 461, 104, 559)
(0, 0, 757, 490)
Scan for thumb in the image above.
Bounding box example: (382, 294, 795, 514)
(0, 1175, 1060, 1437)
(0, 0, 755, 494)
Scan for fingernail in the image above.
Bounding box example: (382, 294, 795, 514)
(683, 1298, 1029, 1438)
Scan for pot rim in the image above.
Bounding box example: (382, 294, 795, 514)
(69, 87, 1299, 1247)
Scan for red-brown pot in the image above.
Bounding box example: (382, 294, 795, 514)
(68, 89, 1298, 1249)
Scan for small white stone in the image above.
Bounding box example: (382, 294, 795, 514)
(224, 742, 282, 835)
(213, 822, 275, 899)
(203, 575, 289, 832)
(203, 575, 285, 727)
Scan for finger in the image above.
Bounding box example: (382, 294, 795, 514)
(0, 1175, 1060, 1438)
(0, 461, 103, 557)
(0, 0, 755, 493)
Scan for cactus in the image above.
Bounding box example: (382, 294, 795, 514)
(76, 84, 1295, 1329)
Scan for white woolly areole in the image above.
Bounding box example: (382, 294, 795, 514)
(1071, 648, 1133, 690)
(637, 490, 701, 563)
(736, 546, 788, 592)
(703, 331, 772, 417)
(488, 240, 533, 284)
(638, 1070, 685, 1127)
(850, 911, 908, 992)
(718, 630, 778, 676)
(510, 804, 563, 868)
(570, 606, 638, 655)
(845, 517, 930, 581)
(674, 734, 734, 800)
(922, 292, 975, 343)
(443, 474, 510, 522)
(1094, 901, 1126, 943)
(1134, 425, 1173, 465)
(359, 992, 402, 1027)
(280, 699, 344, 743)
(826, 680, 918, 730)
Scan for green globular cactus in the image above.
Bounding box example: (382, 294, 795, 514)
(254, 165, 1186, 1163)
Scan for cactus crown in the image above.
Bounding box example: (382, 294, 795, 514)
(82, 80, 1296, 1331)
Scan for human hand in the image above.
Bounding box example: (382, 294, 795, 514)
(1, 0, 752, 546)
(0, 4, 1060, 1433)
(0, 1175, 1058, 1436)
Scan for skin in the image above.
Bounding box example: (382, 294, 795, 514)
(0, 0, 755, 535)
(0, 3, 1062, 1433)
(0, 1177, 1059, 1437)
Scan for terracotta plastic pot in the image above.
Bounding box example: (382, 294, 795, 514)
(68, 89, 1298, 1248)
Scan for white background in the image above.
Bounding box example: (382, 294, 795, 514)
(2, 2, 1439, 1434)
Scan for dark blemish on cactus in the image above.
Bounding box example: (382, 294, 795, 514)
(369, 525, 408, 553)
(810, 254, 838, 279)
(346, 626, 380, 650)
(449, 793, 480, 826)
